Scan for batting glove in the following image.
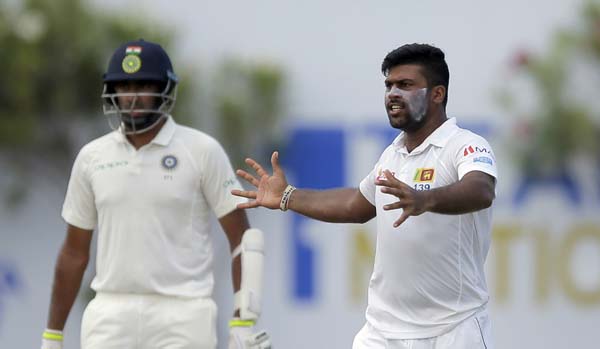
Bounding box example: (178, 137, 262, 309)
(228, 319, 271, 349)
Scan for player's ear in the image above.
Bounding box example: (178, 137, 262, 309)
(431, 85, 446, 105)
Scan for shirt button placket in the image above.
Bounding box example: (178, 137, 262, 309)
(126, 144, 143, 175)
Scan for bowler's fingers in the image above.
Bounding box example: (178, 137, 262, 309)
(271, 151, 284, 177)
(383, 170, 411, 188)
(383, 170, 397, 180)
(245, 158, 268, 178)
(383, 201, 404, 211)
(375, 178, 398, 188)
(375, 170, 411, 189)
(393, 212, 410, 228)
(236, 169, 260, 187)
(379, 186, 406, 198)
(231, 189, 258, 200)
(236, 200, 261, 210)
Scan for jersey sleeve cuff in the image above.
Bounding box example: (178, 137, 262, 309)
(457, 166, 497, 181)
(359, 179, 376, 206)
(214, 196, 248, 219)
(61, 211, 96, 231)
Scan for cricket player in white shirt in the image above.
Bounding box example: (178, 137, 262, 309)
(232, 43, 497, 349)
(41, 39, 271, 349)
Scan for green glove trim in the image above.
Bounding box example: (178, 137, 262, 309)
(229, 319, 255, 328)
(43, 330, 63, 341)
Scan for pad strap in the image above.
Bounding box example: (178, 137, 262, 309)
(232, 244, 242, 259)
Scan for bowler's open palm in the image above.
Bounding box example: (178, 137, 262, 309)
(375, 169, 430, 227)
(232, 151, 288, 210)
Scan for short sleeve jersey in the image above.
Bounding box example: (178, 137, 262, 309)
(359, 118, 497, 339)
(62, 117, 246, 297)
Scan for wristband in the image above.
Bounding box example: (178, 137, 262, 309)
(279, 185, 296, 211)
(43, 329, 63, 341)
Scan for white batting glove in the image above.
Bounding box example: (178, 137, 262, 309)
(41, 329, 63, 349)
(228, 319, 272, 349)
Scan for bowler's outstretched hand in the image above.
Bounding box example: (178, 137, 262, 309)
(232, 151, 288, 210)
(375, 169, 430, 227)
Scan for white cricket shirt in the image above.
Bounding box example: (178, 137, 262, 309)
(62, 116, 246, 297)
(359, 118, 497, 339)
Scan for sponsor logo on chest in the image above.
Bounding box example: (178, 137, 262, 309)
(93, 160, 129, 172)
(413, 168, 435, 183)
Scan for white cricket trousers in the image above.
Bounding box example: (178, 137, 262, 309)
(81, 292, 217, 349)
(352, 309, 493, 349)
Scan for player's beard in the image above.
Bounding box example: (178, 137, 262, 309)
(385, 88, 429, 131)
(120, 98, 165, 134)
(121, 112, 163, 134)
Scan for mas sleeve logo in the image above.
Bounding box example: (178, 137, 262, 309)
(463, 145, 493, 157)
(463, 144, 495, 166)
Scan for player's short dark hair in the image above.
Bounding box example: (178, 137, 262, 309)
(381, 43, 450, 106)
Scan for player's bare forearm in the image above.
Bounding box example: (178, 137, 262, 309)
(425, 171, 495, 214)
(288, 187, 376, 224)
(47, 245, 89, 329)
(233, 152, 375, 223)
(47, 225, 92, 330)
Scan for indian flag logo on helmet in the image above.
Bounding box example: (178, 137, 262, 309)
(122, 46, 143, 73)
(125, 46, 142, 55)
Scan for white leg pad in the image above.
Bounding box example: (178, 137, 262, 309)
(234, 228, 265, 321)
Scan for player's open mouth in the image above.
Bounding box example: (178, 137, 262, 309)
(388, 103, 405, 115)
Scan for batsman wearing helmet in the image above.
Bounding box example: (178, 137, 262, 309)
(41, 39, 271, 349)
